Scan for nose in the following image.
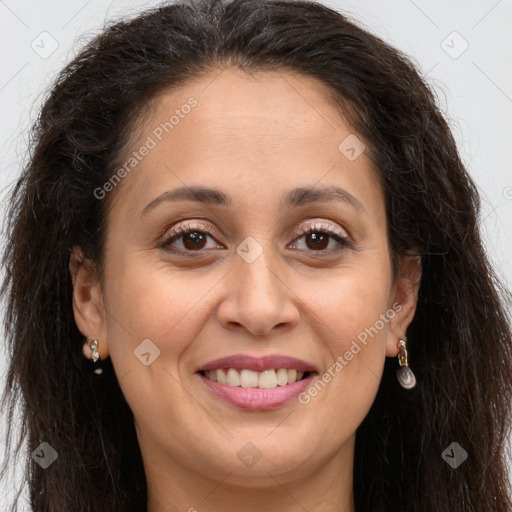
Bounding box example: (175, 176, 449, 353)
(216, 244, 300, 337)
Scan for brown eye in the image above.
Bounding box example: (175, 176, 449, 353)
(180, 231, 208, 250)
(160, 222, 224, 254)
(162, 229, 215, 252)
(304, 232, 330, 251)
(289, 222, 351, 254)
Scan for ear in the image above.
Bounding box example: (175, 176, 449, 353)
(69, 246, 109, 360)
(385, 253, 422, 357)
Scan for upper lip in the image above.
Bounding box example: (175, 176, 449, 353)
(197, 354, 318, 373)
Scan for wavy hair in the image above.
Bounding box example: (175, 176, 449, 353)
(2, 0, 511, 510)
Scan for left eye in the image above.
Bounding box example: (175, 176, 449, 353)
(289, 226, 350, 253)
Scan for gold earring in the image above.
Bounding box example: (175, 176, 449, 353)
(396, 335, 416, 389)
(87, 338, 100, 362)
(86, 339, 104, 375)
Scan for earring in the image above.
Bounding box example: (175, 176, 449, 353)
(396, 335, 416, 389)
(86, 338, 104, 375)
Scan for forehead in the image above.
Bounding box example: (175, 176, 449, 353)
(145, 67, 351, 152)
(108, 67, 382, 219)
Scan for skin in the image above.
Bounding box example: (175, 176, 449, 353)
(70, 67, 421, 512)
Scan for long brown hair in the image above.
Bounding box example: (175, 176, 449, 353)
(2, 0, 511, 510)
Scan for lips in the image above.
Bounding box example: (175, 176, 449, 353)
(197, 354, 318, 373)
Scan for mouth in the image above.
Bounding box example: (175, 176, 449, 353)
(196, 354, 319, 410)
(196, 353, 319, 409)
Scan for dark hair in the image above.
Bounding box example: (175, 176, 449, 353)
(2, 0, 511, 510)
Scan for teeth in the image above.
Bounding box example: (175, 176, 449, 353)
(287, 369, 297, 383)
(216, 369, 227, 384)
(240, 369, 259, 388)
(204, 368, 308, 388)
(227, 368, 240, 387)
(259, 369, 277, 389)
(276, 368, 288, 386)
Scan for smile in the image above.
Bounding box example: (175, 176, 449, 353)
(201, 368, 309, 389)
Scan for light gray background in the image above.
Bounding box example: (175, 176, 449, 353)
(1, 0, 511, 509)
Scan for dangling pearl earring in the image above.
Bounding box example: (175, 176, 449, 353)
(396, 335, 416, 389)
(87, 338, 103, 375)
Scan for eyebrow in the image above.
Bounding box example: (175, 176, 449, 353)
(140, 184, 364, 217)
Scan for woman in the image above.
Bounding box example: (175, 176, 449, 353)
(1, 0, 511, 510)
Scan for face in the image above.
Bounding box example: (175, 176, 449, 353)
(72, 67, 420, 496)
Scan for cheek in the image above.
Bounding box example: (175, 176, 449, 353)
(309, 254, 392, 348)
(296, 255, 392, 420)
(100, 256, 215, 432)
(102, 253, 225, 375)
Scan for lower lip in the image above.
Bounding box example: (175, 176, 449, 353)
(198, 372, 317, 410)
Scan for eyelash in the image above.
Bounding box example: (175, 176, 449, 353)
(159, 220, 351, 256)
